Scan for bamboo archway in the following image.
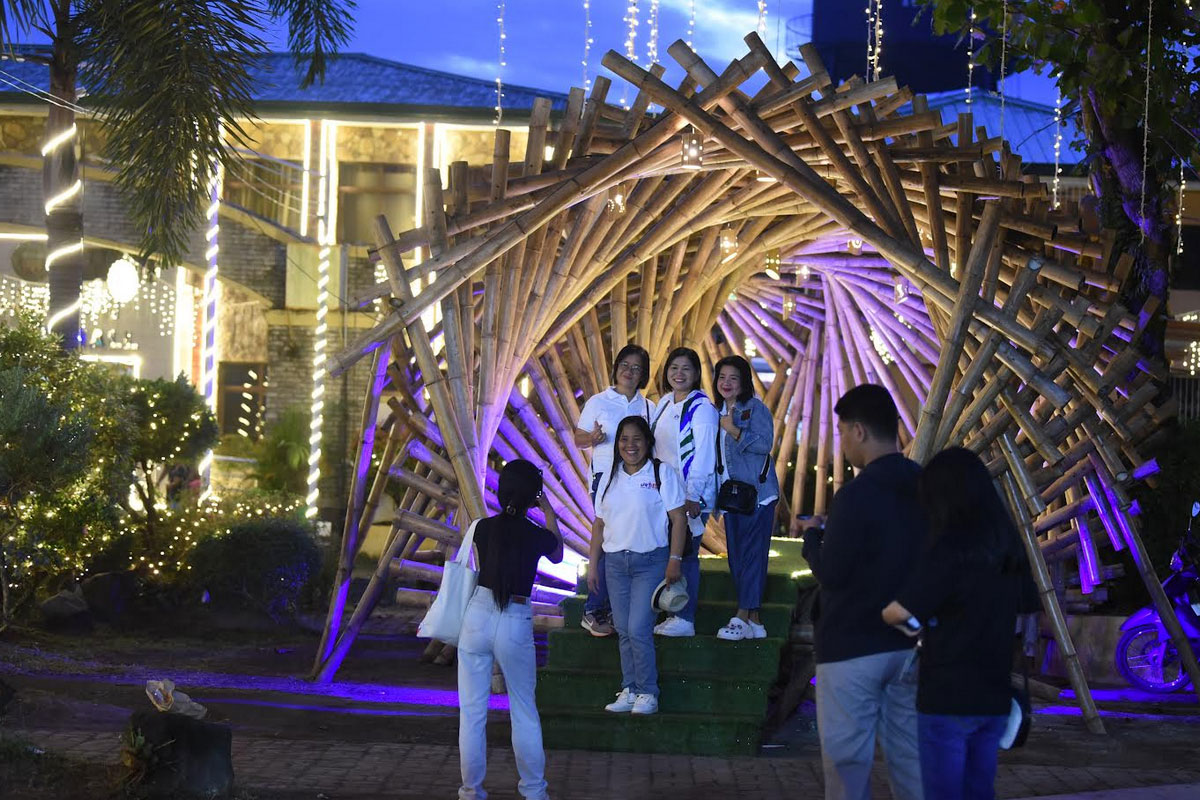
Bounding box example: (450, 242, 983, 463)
(308, 35, 1200, 724)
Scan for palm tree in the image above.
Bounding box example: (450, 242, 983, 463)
(0, 0, 355, 347)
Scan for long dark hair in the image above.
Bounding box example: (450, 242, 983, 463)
(661, 347, 702, 395)
(601, 415, 655, 501)
(712, 355, 754, 407)
(918, 447, 1026, 573)
(479, 459, 544, 609)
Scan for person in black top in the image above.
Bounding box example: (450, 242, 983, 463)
(883, 447, 1036, 800)
(458, 460, 563, 800)
(800, 384, 924, 800)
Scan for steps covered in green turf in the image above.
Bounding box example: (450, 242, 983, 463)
(536, 537, 815, 756)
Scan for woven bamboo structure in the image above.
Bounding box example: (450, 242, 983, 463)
(309, 36, 1200, 723)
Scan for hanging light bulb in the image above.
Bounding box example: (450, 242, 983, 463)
(720, 224, 739, 262)
(681, 128, 703, 170)
(847, 238, 864, 254)
(755, 169, 775, 183)
(743, 337, 757, 358)
(764, 249, 781, 279)
(797, 264, 812, 283)
(107, 257, 140, 304)
(781, 295, 796, 321)
(607, 185, 627, 214)
(894, 277, 909, 305)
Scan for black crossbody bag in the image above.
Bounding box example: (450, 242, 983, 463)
(715, 420, 770, 515)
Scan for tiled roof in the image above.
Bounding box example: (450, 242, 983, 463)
(917, 89, 1087, 167)
(0, 48, 568, 114)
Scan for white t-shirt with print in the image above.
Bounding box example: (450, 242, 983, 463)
(595, 459, 686, 553)
(577, 387, 653, 478)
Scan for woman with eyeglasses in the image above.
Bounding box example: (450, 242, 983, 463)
(457, 459, 563, 800)
(713, 355, 781, 641)
(573, 343, 653, 638)
(589, 415, 688, 715)
(650, 346, 719, 638)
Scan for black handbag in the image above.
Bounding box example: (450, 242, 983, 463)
(715, 418, 770, 515)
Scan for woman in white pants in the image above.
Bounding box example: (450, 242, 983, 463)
(458, 460, 564, 800)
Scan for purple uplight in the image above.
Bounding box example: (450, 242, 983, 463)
(194, 696, 452, 717)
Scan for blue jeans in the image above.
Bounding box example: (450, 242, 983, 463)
(458, 588, 548, 800)
(918, 713, 1007, 800)
(725, 500, 776, 610)
(815, 649, 922, 800)
(605, 546, 669, 697)
(585, 473, 610, 617)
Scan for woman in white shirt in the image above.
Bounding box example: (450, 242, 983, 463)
(588, 415, 688, 716)
(650, 347, 719, 638)
(573, 343, 652, 637)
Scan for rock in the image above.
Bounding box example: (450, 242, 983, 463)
(39, 586, 91, 630)
(81, 571, 138, 624)
(127, 710, 234, 798)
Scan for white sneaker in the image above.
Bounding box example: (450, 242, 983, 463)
(747, 620, 767, 639)
(717, 617, 750, 641)
(631, 693, 659, 715)
(654, 616, 696, 637)
(605, 687, 636, 713)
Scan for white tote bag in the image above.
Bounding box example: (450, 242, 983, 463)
(417, 519, 479, 646)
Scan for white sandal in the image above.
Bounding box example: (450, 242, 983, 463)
(717, 616, 750, 641)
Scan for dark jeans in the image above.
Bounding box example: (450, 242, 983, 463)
(585, 472, 610, 617)
(918, 713, 1007, 800)
(725, 500, 776, 611)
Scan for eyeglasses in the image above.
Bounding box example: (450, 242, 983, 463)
(617, 361, 644, 374)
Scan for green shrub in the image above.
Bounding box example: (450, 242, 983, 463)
(186, 517, 322, 621)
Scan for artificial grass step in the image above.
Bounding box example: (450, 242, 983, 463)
(539, 708, 762, 756)
(559, 594, 794, 639)
(544, 628, 784, 676)
(537, 667, 770, 717)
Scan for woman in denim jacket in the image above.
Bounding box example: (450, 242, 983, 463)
(712, 355, 781, 640)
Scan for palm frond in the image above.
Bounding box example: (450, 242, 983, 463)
(0, 1, 42, 49)
(76, 0, 264, 265)
(268, 0, 355, 88)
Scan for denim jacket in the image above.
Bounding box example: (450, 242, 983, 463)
(716, 396, 780, 501)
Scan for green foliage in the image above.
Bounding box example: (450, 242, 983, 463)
(125, 375, 219, 473)
(0, 367, 93, 505)
(921, 1, 1198, 226)
(186, 516, 322, 620)
(0, 0, 355, 267)
(251, 405, 310, 495)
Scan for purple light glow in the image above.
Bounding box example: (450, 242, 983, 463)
(1038, 705, 1200, 722)
(194, 696, 452, 717)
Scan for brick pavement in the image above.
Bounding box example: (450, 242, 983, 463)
(11, 728, 1200, 800)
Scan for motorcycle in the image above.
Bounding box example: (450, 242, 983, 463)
(1114, 501, 1200, 692)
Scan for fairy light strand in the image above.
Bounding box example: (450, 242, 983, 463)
(582, 0, 593, 91)
(494, 0, 507, 125)
(622, 0, 639, 109)
(873, 1, 883, 82)
(966, 7, 976, 106)
(647, 0, 660, 65)
(1177, 164, 1186, 257)
(1052, 86, 1063, 209)
(198, 161, 222, 503)
(686, 0, 695, 50)
(1139, 0, 1153, 243)
(999, 0, 1008, 139)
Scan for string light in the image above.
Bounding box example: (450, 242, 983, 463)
(607, 185, 627, 213)
(870, 327, 893, 364)
(743, 337, 757, 359)
(873, 1, 883, 82)
(646, 0, 660, 65)
(1138, 0, 1153, 243)
(720, 224, 739, 262)
(686, 0, 695, 50)
(765, 249, 782, 276)
(582, 0, 593, 92)
(41, 112, 83, 340)
(1052, 86, 1063, 209)
(966, 7, 976, 106)
(622, 0, 639, 110)
(307, 120, 336, 520)
(781, 295, 795, 322)
(1177, 164, 1186, 257)
(757, 1, 768, 40)
(495, 0, 507, 125)
(198, 160, 222, 503)
(865, 0, 883, 82)
(999, 0, 1008, 139)
(797, 264, 811, 283)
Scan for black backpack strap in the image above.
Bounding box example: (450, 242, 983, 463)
(653, 458, 661, 489)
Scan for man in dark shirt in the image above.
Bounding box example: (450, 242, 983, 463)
(800, 384, 924, 800)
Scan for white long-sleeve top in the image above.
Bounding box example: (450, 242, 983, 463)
(652, 390, 719, 536)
